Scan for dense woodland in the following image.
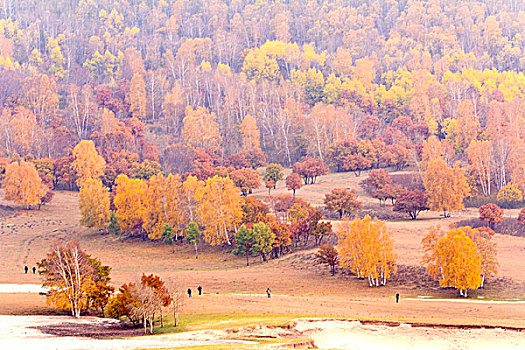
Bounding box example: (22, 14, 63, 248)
(0, 0, 522, 190)
(1, 1, 525, 300)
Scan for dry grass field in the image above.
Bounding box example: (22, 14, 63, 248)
(1, 170, 524, 337)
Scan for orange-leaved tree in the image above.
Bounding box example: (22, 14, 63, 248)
(198, 175, 242, 245)
(336, 215, 396, 287)
(478, 203, 504, 229)
(113, 174, 148, 237)
(286, 172, 303, 197)
(423, 157, 470, 217)
(72, 140, 106, 187)
(323, 188, 362, 218)
(79, 178, 110, 230)
(3, 160, 48, 209)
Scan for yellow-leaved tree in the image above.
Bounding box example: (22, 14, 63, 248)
(423, 157, 470, 217)
(78, 178, 110, 230)
(198, 175, 242, 245)
(180, 175, 204, 224)
(126, 72, 147, 120)
(142, 174, 184, 240)
(113, 174, 147, 237)
(2, 160, 48, 209)
(421, 226, 487, 297)
(336, 215, 397, 287)
(239, 114, 260, 151)
(181, 106, 222, 150)
(72, 140, 106, 187)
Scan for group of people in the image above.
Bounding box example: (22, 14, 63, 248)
(24, 266, 36, 274)
(187, 286, 203, 297)
(186, 286, 273, 298)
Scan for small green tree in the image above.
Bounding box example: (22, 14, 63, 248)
(233, 225, 256, 266)
(252, 222, 275, 262)
(162, 224, 175, 253)
(108, 212, 121, 236)
(263, 163, 283, 189)
(186, 222, 201, 259)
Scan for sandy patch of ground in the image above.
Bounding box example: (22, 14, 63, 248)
(1, 315, 523, 350)
(0, 284, 48, 293)
(294, 319, 525, 350)
(0, 315, 253, 350)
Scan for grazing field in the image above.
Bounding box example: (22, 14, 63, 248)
(1, 170, 525, 348)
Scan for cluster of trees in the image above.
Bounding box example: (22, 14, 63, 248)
(422, 226, 498, 297)
(38, 241, 176, 334)
(38, 242, 114, 318)
(0, 0, 523, 203)
(336, 215, 397, 287)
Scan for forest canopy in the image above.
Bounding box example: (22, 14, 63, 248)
(0, 0, 523, 197)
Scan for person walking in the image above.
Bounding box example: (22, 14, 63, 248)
(24, 266, 28, 274)
(32, 266, 36, 274)
(266, 288, 271, 298)
(197, 286, 202, 295)
(187, 288, 192, 297)
(396, 293, 400, 303)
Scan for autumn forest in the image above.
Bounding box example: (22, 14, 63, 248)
(1, 0, 525, 328)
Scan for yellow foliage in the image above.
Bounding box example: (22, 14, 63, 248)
(198, 175, 242, 245)
(79, 179, 110, 229)
(422, 226, 487, 297)
(239, 114, 260, 151)
(336, 215, 397, 287)
(182, 106, 222, 149)
(113, 174, 147, 235)
(72, 140, 106, 187)
(2, 160, 48, 208)
(423, 158, 470, 216)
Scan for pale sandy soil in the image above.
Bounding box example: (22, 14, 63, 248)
(0, 315, 253, 350)
(0, 315, 523, 350)
(294, 319, 525, 350)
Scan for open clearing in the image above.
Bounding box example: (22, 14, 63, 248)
(1, 170, 524, 347)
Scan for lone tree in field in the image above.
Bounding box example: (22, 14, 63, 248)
(292, 156, 329, 184)
(479, 203, 504, 229)
(38, 241, 112, 317)
(286, 172, 303, 197)
(323, 188, 362, 218)
(336, 215, 397, 287)
(393, 190, 429, 220)
(2, 160, 48, 209)
(316, 244, 339, 276)
(423, 158, 470, 217)
(263, 163, 283, 189)
(421, 227, 483, 297)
